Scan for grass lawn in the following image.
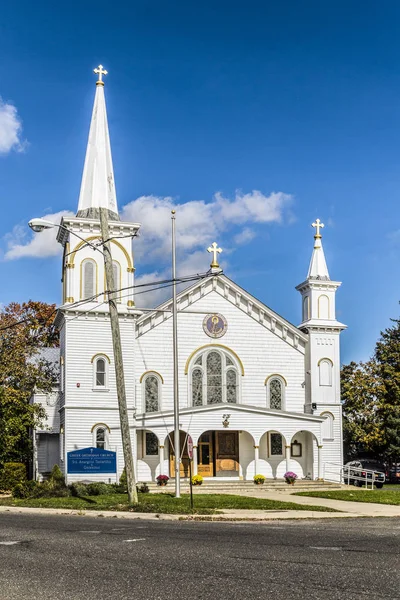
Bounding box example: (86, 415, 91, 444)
(295, 489, 400, 505)
(0, 492, 335, 514)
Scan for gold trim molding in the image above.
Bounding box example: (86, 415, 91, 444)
(70, 236, 133, 270)
(91, 422, 110, 433)
(264, 373, 288, 386)
(184, 344, 245, 376)
(90, 353, 111, 364)
(140, 370, 164, 384)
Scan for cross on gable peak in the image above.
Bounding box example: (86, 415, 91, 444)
(207, 242, 222, 269)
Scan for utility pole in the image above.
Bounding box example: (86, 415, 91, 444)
(99, 207, 138, 505)
(171, 210, 180, 498)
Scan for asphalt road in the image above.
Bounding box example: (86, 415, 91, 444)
(0, 514, 399, 600)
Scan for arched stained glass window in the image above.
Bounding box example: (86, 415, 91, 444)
(190, 349, 240, 406)
(269, 378, 282, 410)
(207, 351, 222, 404)
(192, 368, 203, 406)
(96, 427, 106, 449)
(145, 376, 159, 412)
(226, 369, 237, 403)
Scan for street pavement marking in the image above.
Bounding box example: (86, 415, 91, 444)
(123, 538, 146, 543)
(310, 546, 342, 551)
(0, 541, 21, 545)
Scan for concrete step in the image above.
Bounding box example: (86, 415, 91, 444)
(143, 480, 343, 493)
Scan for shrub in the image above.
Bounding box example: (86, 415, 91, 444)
(191, 475, 203, 486)
(86, 482, 112, 496)
(12, 480, 38, 499)
(119, 468, 127, 489)
(253, 474, 266, 484)
(69, 482, 89, 497)
(49, 464, 65, 486)
(0, 463, 27, 492)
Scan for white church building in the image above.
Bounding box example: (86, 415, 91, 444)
(32, 68, 346, 484)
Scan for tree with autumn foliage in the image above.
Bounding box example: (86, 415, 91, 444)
(342, 316, 400, 463)
(0, 301, 59, 467)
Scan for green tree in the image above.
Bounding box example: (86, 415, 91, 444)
(341, 360, 384, 459)
(341, 316, 400, 464)
(375, 318, 400, 462)
(0, 301, 58, 467)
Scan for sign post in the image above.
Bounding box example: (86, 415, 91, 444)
(187, 436, 194, 511)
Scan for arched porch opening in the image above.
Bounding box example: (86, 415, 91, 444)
(136, 428, 161, 482)
(166, 430, 191, 479)
(289, 430, 320, 480)
(258, 430, 288, 479)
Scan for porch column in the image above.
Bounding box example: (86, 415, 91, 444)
(317, 445, 323, 480)
(192, 445, 198, 476)
(253, 445, 259, 475)
(285, 445, 291, 473)
(159, 445, 165, 476)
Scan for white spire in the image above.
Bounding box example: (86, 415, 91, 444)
(307, 218, 330, 280)
(76, 65, 119, 221)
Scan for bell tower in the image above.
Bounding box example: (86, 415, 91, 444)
(57, 65, 140, 310)
(296, 219, 346, 412)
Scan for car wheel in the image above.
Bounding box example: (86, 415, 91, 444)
(375, 483, 383, 489)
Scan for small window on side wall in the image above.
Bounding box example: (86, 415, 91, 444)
(93, 355, 109, 389)
(92, 424, 109, 450)
(266, 376, 286, 410)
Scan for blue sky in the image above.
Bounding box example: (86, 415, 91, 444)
(1, 0, 400, 364)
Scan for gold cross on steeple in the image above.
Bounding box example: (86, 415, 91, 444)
(312, 218, 324, 238)
(94, 64, 108, 86)
(207, 242, 222, 269)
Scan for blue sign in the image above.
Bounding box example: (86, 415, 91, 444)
(67, 447, 117, 474)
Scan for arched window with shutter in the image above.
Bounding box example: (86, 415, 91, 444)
(81, 259, 97, 300)
(321, 412, 334, 440)
(319, 359, 333, 386)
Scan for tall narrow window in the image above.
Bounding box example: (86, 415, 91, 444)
(226, 369, 237, 403)
(321, 412, 334, 439)
(192, 368, 203, 406)
(145, 376, 159, 412)
(269, 433, 283, 456)
(82, 259, 96, 300)
(269, 378, 283, 410)
(145, 432, 159, 456)
(112, 261, 121, 302)
(96, 427, 106, 449)
(318, 295, 330, 319)
(303, 296, 310, 321)
(207, 351, 222, 404)
(319, 359, 333, 386)
(96, 358, 106, 387)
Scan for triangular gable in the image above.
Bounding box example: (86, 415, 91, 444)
(136, 273, 307, 354)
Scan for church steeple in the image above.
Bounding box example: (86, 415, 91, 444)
(76, 65, 119, 221)
(307, 219, 330, 280)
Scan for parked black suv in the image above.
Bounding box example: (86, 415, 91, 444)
(343, 459, 385, 488)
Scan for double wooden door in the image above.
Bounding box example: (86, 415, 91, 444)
(197, 431, 239, 477)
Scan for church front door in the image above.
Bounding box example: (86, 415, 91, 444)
(197, 432, 214, 477)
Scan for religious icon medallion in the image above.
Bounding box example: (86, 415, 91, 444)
(203, 313, 228, 338)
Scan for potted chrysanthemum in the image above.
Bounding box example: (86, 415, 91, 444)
(284, 471, 298, 485)
(156, 474, 169, 487)
(191, 475, 203, 486)
(253, 474, 266, 485)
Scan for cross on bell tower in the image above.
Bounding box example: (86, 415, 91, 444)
(94, 64, 108, 86)
(312, 218, 324, 239)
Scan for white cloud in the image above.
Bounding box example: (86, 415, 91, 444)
(4, 210, 74, 260)
(3, 190, 293, 279)
(0, 97, 27, 155)
(122, 190, 292, 265)
(234, 227, 256, 245)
